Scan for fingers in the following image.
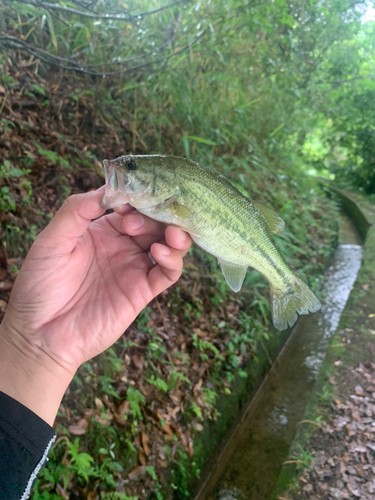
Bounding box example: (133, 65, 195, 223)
(117, 211, 192, 253)
(100, 203, 192, 255)
(164, 226, 192, 257)
(121, 214, 192, 254)
(145, 229, 192, 297)
(123, 212, 162, 237)
(105, 210, 161, 236)
(36, 187, 106, 254)
(106, 211, 168, 250)
(113, 204, 133, 216)
(146, 243, 184, 296)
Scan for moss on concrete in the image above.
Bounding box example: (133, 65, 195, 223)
(171, 326, 292, 498)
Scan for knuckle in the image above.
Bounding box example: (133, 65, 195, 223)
(64, 194, 80, 207)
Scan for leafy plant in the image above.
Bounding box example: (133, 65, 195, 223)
(102, 494, 138, 500)
(286, 443, 315, 471)
(126, 388, 145, 421)
(66, 438, 95, 483)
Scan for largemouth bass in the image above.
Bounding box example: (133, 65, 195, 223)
(102, 155, 320, 331)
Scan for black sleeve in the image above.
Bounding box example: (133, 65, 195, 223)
(0, 391, 56, 500)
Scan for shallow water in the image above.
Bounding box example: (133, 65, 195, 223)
(195, 215, 362, 500)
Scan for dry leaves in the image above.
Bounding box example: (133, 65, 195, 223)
(68, 418, 89, 436)
(128, 465, 146, 481)
(297, 362, 375, 499)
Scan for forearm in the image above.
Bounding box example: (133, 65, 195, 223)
(0, 321, 73, 426)
(0, 391, 56, 500)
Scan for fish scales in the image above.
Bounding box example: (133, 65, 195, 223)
(102, 154, 321, 330)
(172, 160, 291, 289)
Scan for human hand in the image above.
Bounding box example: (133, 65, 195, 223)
(0, 187, 191, 424)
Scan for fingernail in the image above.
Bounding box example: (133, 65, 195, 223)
(128, 213, 144, 230)
(159, 245, 171, 256)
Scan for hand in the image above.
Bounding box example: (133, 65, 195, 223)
(0, 187, 191, 424)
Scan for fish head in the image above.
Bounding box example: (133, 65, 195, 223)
(102, 155, 179, 210)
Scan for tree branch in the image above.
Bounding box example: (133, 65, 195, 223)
(317, 75, 374, 85)
(12, 0, 189, 22)
(0, 30, 206, 77)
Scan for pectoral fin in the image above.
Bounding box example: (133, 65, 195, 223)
(170, 201, 191, 218)
(254, 203, 285, 234)
(218, 260, 247, 292)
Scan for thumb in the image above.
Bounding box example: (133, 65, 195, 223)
(36, 187, 106, 254)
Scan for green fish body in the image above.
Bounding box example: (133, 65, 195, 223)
(102, 155, 320, 330)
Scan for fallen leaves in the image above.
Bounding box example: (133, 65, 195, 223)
(141, 432, 150, 456)
(128, 465, 146, 481)
(296, 362, 375, 499)
(0, 281, 12, 290)
(68, 418, 88, 436)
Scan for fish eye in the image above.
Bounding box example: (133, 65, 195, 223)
(125, 160, 137, 171)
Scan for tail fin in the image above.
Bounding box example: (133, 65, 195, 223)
(271, 276, 321, 331)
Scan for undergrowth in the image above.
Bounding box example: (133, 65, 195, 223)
(0, 0, 343, 497)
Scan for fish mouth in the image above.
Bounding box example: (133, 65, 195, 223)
(102, 159, 129, 209)
(103, 159, 118, 187)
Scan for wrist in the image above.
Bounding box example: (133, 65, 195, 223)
(0, 320, 74, 426)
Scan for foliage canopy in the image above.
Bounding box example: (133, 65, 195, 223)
(1, 0, 374, 191)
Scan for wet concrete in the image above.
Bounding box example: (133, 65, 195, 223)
(194, 215, 362, 500)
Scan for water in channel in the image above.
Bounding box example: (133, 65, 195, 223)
(195, 215, 362, 500)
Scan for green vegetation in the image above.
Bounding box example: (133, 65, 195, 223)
(301, 22, 375, 194)
(1, 0, 374, 498)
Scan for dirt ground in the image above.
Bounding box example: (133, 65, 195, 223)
(289, 360, 375, 500)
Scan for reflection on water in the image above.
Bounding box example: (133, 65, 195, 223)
(268, 404, 289, 427)
(196, 217, 362, 500)
(304, 244, 362, 380)
(320, 244, 363, 337)
(218, 487, 246, 500)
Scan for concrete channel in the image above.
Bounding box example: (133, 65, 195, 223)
(192, 188, 370, 500)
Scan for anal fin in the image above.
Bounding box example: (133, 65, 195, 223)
(218, 259, 247, 292)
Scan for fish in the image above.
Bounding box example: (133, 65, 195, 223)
(102, 154, 321, 331)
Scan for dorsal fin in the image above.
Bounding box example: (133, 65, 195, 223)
(254, 203, 285, 234)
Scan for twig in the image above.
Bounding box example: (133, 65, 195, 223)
(259, 335, 276, 374)
(13, 0, 189, 22)
(297, 419, 322, 427)
(69, 0, 97, 13)
(0, 91, 8, 117)
(316, 75, 374, 85)
(52, 435, 69, 448)
(33, 174, 64, 193)
(155, 297, 169, 332)
(34, 0, 70, 27)
(0, 30, 206, 76)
